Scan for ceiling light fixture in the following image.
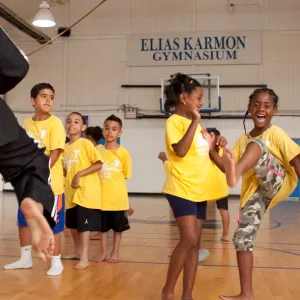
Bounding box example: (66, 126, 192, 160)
(32, 1, 56, 28)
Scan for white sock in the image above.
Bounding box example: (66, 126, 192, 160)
(4, 246, 33, 270)
(46, 254, 63, 276)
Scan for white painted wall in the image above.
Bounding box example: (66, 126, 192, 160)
(1, 0, 300, 194)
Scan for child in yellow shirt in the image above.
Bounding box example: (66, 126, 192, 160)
(64, 112, 103, 270)
(161, 73, 227, 300)
(84, 126, 103, 240)
(206, 128, 230, 242)
(211, 88, 300, 300)
(95, 115, 132, 263)
(4, 83, 65, 276)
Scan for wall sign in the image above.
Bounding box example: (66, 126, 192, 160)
(127, 31, 261, 66)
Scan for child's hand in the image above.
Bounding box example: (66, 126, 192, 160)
(158, 151, 167, 163)
(128, 207, 134, 216)
(202, 129, 214, 150)
(71, 173, 81, 188)
(186, 103, 201, 122)
(222, 147, 235, 164)
(216, 135, 227, 148)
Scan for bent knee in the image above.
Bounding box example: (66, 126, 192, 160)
(233, 232, 254, 252)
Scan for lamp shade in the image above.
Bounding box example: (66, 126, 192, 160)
(32, 1, 56, 28)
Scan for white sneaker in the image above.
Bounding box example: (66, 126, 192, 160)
(198, 248, 210, 263)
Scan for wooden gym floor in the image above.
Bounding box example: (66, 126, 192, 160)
(0, 192, 300, 300)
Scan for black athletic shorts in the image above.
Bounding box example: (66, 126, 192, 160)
(10, 154, 56, 229)
(100, 210, 130, 233)
(66, 205, 101, 232)
(216, 197, 229, 210)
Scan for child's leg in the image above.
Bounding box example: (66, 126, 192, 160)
(4, 210, 33, 270)
(74, 206, 101, 270)
(219, 209, 230, 241)
(64, 207, 81, 259)
(220, 140, 285, 300)
(109, 232, 122, 263)
(20, 198, 55, 262)
(196, 202, 210, 264)
(96, 231, 108, 262)
(182, 217, 204, 300)
(75, 231, 90, 270)
(217, 198, 230, 241)
(108, 211, 130, 263)
(47, 194, 64, 276)
(162, 195, 199, 300)
(69, 229, 81, 258)
(162, 215, 198, 300)
(220, 192, 265, 300)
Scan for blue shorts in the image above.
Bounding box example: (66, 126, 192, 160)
(166, 194, 207, 220)
(18, 194, 65, 234)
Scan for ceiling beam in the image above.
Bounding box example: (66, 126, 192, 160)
(0, 2, 51, 44)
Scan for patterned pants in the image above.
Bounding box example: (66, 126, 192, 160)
(233, 139, 286, 251)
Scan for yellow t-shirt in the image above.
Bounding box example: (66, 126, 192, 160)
(97, 145, 132, 211)
(205, 149, 229, 199)
(233, 125, 300, 209)
(64, 138, 103, 210)
(162, 114, 227, 202)
(23, 115, 65, 195)
(163, 154, 229, 201)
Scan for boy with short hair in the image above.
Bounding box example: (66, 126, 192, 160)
(4, 83, 66, 276)
(96, 114, 132, 263)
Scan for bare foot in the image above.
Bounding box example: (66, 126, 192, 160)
(161, 292, 174, 300)
(95, 251, 107, 262)
(108, 252, 119, 263)
(221, 236, 230, 242)
(62, 253, 80, 260)
(20, 198, 54, 262)
(75, 260, 89, 270)
(219, 295, 254, 300)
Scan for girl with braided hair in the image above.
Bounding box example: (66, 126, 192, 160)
(210, 88, 300, 300)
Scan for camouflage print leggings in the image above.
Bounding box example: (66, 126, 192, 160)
(233, 139, 286, 251)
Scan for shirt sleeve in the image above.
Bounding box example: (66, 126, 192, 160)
(0, 28, 29, 94)
(85, 140, 103, 164)
(123, 149, 132, 179)
(274, 127, 300, 164)
(49, 118, 66, 152)
(165, 117, 185, 151)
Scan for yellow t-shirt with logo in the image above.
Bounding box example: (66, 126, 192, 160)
(97, 145, 132, 211)
(233, 125, 300, 209)
(162, 114, 227, 202)
(23, 115, 65, 195)
(64, 138, 103, 210)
